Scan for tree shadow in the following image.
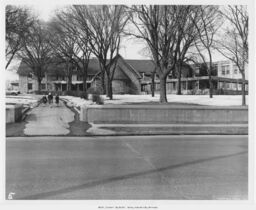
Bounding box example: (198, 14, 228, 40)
(17, 150, 248, 200)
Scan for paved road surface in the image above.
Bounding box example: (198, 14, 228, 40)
(6, 135, 248, 200)
(24, 101, 74, 135)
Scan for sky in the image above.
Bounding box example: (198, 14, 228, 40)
(5, 3, 228, 81)
(31, 4, 148, 59)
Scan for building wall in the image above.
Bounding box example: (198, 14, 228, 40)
(19, 73, 54, 93)
(112, 80, 130, 94)
(19, 75, 38, 93)
(217, 60, 248, 80)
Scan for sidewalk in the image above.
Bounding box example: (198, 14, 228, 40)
(23, 101, 74, 136)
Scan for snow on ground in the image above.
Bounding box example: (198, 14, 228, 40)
(60, 96, 94, 108)
(60, 94, 248, 108)
(6, 94, 41, 108)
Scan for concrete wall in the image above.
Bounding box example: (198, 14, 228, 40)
(80, 105, 248, 124)
(6, 104, 23, 123)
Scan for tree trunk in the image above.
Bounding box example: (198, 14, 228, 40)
(209, 74, 213, 98)
(82, 73, 88, 99)
(241, 72, 246, 106)
(159, 74, 168, 103)
(106, 77, 113, 100)
(67, 76, 72, 91)
(177, 62, 182, 95)
(83, 76, 87, 92)
(151, 72, 155, 97)
(38, 78, 42, 92)
(101, 71, 106, 94)
(208, 51, 213, 98)
(82, 66, 87, 91)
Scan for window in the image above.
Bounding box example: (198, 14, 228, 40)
(41, 84, 46, 90)
(87, 75, 94, 81)
(234, 68, 238, 74)
(28, 83, 33, 90)
(28, 73, 33, 79)
(226, 65, 230, 75)
(221, 65, 230, 75)
(195, 67, 200, 75)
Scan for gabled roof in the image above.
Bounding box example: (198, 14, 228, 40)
(125, 59, 155, 74)
(17, 57, 155, 77)
(17, 61, 33, 76)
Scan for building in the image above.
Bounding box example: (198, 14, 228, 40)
(17, 56, 248, 95)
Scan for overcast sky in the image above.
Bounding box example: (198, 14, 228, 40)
(6, 3, 227, 80)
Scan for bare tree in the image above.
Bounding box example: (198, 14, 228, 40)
(5, 5, 34, 69)
(48, 18, 81, 91)
(17, 21, 53, 92)
(54, 9, 92, 94)
(70, 5, 128, 99)
(216, 5, 248, 106)
(192, 5, 222, 98)
(138, 45, 156, 97)
(175, 6, 201, 95)
(127, 5, 190, 103)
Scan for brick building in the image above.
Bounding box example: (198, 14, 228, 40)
(17, 56, 248, 95)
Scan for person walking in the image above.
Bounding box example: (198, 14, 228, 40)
(42, 95, 47, 106)
(48, 92, 53, 105)
(55, 94, 59, 106)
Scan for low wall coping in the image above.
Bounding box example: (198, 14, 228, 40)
(85, 104, 248, 110)
(6, 104, 23, 109)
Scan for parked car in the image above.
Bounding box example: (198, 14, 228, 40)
(6, 90, 20, 96)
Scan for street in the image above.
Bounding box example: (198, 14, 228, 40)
(6, 135, 248, 200)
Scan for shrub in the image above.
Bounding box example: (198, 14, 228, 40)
(91, 93, 104, 105)
(33, 90, 49, 95)
(202, 89, 209, 95)
(63, 90, 87, 98)
(79, 91, 88, 99)
(87, 86, 103, 95)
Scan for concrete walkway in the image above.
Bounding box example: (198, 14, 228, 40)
(24, 101, 75, 135)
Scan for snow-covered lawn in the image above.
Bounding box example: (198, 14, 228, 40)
(60, 94, 248, 109)
(5, 94, 41, 108)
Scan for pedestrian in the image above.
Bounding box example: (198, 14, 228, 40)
(48, 92, 53, 104)
(55, 94, 59, 106)
(42, 95, 47, 105)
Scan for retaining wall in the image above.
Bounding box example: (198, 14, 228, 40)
(6, 104, 23, 123)
(80, 105, 248, 124)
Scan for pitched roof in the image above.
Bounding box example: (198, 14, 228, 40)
(125, 59, 155, 74)
(17, 59, 101, 76)
(17, 57, 155, 76)
(17, 61, 32, 76)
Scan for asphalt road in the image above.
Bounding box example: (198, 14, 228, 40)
(6, 135, 248, 200)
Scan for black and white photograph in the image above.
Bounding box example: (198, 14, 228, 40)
(2, 0, 255, 209)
